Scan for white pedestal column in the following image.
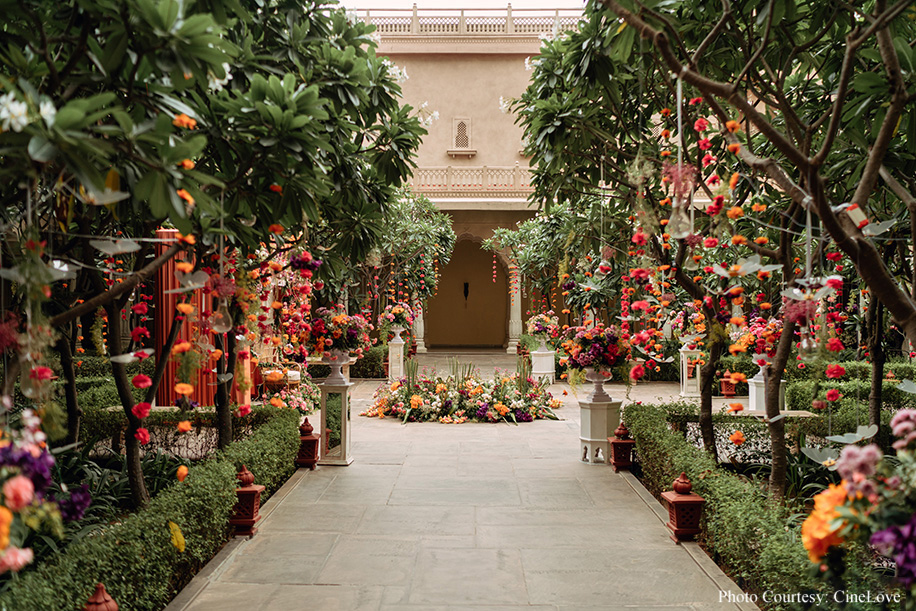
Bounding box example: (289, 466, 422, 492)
(679, 346, 701, 398)
(414, 299, 427, 354)
(318, 382, 353, 466)
(748, 369, 786, 412)
(506, 273, 522, 354)
(388, 327, 405, 382)
(530, 340, 555, 383)
(579, 398, 622, 464)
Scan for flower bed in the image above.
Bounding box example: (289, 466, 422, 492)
(0, 407, 300, 611)
(361, 373, 561, 424)
(623, 401, 886, 608)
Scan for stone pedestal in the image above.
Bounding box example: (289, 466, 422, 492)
(748, 371, 786, 412)
(679, 346, 701, 398)
(579, 374, 621, 465)
(388, 327, 405, 382)
(506, 268, 522, 354)
(530, 341, 555, 384)
(318, 382, 353, 466)
(413, 300, 427, 354)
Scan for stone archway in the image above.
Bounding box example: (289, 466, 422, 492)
(426, 237, 510, 349)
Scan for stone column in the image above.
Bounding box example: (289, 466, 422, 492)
(506, 267, 522, 354)
(414, 297, 427, 353)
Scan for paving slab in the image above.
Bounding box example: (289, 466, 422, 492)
(169, 353, 757, 611)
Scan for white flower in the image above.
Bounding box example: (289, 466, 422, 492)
(498, 96, 511, 114)
(0, 93, 29, 133)
(39, 100, 56, 127)
(208, 63, 233, 92)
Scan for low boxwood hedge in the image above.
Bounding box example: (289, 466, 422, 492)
(623, 401, 887, 608)
(0, 407, 300, 611)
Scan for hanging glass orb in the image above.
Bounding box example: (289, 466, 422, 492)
(798, 327, 819, 361)
(667, 205, 692, 240)
(210, 299, 233, 334)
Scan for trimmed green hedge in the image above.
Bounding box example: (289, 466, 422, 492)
(623, 402, 886, 608)
(0, 407, 300, 611)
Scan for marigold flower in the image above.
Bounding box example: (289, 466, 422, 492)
(169, 521, 186, 552)
(729, 172, 740, 190)
(729, 372, 747, 384)
(731, 235, 748, 245)
(725, 120, 741, 133)
(726, 206, 744, 220)
(176, 303, 195, 314)
(729, 430, 746, 445)
(177, 465, 189, 481)
(175, 262, 194, 273)
(268, 224, 284, 234)
(177, 420, 192, 433)
(174, 382, 194, 396)
(727, 403, 743, 413)
(178, 159, 195, 170)
(172, 114, 197, 129)
(727, 143, 741, 154)
(176, 189, 195, 206)
(177, 233, 196, 245)
(754, 236, 769, 245)
(802, 482, 848, 562)
(172, 341, 192, 354)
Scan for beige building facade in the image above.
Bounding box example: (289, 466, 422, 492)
(360, 5, 581, 350)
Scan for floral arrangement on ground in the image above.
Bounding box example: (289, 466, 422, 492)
(361, 372, 562, 424)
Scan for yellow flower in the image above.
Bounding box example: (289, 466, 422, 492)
(169, 521, 186, 552)
(410, 395, 423, 410)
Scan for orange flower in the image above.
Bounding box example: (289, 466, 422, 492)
(729, 372, 747, 384)
(177, 465, 189, 482)
(754, 236, 769, 245)
(727, 143, 741, 154)
(729, 172, 740, 190)
(268, 224, 284, 234)
(729, 430, 746, 445)
(731, 235, 748, 245)
(751, 202, 767, 212)
(209, 349, 223, 361)
(802, 482, 848, 562)
(726, 206, 744, 220)
(172, 341, 192, 354)
(178, 159, 195, 170)
(271, 301, 283, 309)
(177, 420, 192, 433)
(172, 113, 197, 129)
(726, 403, 744, 413)
(176, 303, 195, 314)
(176, 189, 195, 206)
(760, 302, 772, 310)
(175, 262, 194, 273)
(269, 184, 283, 193)
(270, 396, 285, 408)
(177, 233, 196, 245)
(725, 120, 741, 133)
(174, 383, 194, 396)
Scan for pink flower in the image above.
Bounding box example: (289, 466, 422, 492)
(29, 366, 53, 381)
(826, 389, 842, 402)
(132, 402, 152, 419)
(630, 364, 646, 381)
(697, 138, 712, 151)
(134, 427, 150, 445)
(631, 300, 650, 311)
(702, 153, 717, 167)
(2, 475, 34, 511)
(0, 547, 34, 574)
(631, 268, 650, 281)
(236, 404, 252, 417)
(631, 230, 648, 246)
(825, 364, 846, 379)
(688, 97, 703, 106)
(694, 118, 709, 132)
(703, 237, 719, 248)
(131, 374, 152, 389)
(706, 174, 721, 186)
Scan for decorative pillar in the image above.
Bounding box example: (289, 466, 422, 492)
(413, 297, 427, 354)
(678, 345, 701, 398)
(579, 370, 621, 464)
(530, 339, 555, 383)
(506, 266, 522, 354)
(295, 418, 320, 470)
(318, 381, 353, 466)
(609, 422, 636, 472)
(388, 327, 405, 382)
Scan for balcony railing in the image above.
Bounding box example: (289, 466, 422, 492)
(354, 6, 583, 37)
(409, 164, 534, 197)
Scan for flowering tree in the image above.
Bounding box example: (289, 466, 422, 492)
(1, 0, 424, 507)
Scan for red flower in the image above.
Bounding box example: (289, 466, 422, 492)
(826, 252, 842, 262)
(132, 374, 152, 389)
(130, 326, 150, 342)
(697, 138, 712, 151)
(693, 118, 709, 132)
(825, 364, 846, 379)
(826, 389, 842, 402)
(688, 97, 703, 106)
(826, 338, 844, 352)
(134, 427, 150, 445)
(132, 302, 149, 315)
(29, 366, 53, 381)
(630, 364, 646, 381)
(269, 184, 283, 193)
(236, 404, 252, 417)
(826, 278, 843, 290)
(631, 230, 648, 246)
(132, 402, 152, 419)
(703, 238, 719, 248)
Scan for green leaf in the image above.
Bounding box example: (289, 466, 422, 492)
(27, 135, 57, 162)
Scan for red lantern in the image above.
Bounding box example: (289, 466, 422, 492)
(609, 423, 636, 472)
(295, 418, 320, 470)
(660, 473, 705, 542)
(229, 465, 265, 537)
(83, 583, 118, 611)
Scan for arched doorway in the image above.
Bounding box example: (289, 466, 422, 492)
(426, 239, 508, 348)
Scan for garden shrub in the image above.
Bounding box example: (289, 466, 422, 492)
(350, 344, 387, 378)
(624, 402, 887, 608)
(0, 406, 300, 611)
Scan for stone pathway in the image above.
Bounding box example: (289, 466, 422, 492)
(168, 364, 757, 611)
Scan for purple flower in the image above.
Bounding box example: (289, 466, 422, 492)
(870, 514, 916, 587)
(56, 484, 92, 522)
(892, 410, 916, 450)
(0, 444, 54, 495)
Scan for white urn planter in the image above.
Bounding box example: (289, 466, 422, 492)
(579, 368, 621, 464)
(747, 354, 786, 412)
(530, 338, 555, 384)
(322, 349, 350, 385)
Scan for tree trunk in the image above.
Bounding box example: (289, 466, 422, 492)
(214, 333, 237, 450)
(766, 319, 795, 499)
(868, 298, 885, 431)
(104, 302, 150, 509)
(56, 335, 81, 446)
(698, 335, 723, 461)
